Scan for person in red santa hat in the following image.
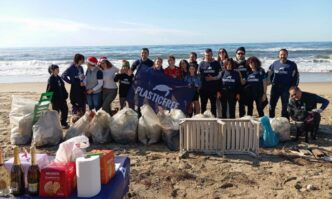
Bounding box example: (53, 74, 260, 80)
(82, 56, 104, 111)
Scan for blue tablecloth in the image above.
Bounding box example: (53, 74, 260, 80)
(14, 156, 130, 199)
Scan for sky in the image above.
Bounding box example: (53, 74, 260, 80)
(0, 0, 331, 47)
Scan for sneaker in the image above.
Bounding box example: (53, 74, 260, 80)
(62, 124, 70, 129)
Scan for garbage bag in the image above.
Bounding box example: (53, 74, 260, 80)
(192, 110, 215, 118)
(169, 109, 186, 129)
(270, 117, 291, 142)
(158, 109, 186, 150)
(9, 96, 37, 145)
(138, 104, 162, 145)
(65, 111, 95, 140)
(88, 110, 112, 144)
(32, 110, 62, 147)
(110, 107, 138, 143)
(55, 135, 90, 163)
(259, 116, 279, 147)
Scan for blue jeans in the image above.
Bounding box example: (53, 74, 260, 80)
(269, 85, 290, 118)
(87, 92, 102, 111)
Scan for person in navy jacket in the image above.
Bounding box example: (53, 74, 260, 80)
(268, 49, 299, 118)
(234, 47, 249, 117)
(61, 54, 86, 116)
(245, 56, 267, 117)
(130, 48, 154, 111)
(217, 58, 241, 118)
(131, 48, 154, 76)
(199, 48, 221, 117)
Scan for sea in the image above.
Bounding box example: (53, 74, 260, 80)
(0, 42, 331, 83)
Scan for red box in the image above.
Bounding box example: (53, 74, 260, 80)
(39, 162, 76, 197)
(90, 150, 115, 184)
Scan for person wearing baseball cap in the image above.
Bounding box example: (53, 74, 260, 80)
(83, 56, 104, 111)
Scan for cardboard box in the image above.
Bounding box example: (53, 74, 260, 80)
(39, 162, 76, 197)
(90, 150, 115, 184)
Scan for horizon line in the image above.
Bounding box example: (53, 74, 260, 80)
(1, 40, 332, 49)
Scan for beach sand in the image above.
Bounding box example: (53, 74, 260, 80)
(0, 82, 332, 198)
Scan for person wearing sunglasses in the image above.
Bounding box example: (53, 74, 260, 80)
(268, 49, 299, 119)
(234, 47, 249, 117)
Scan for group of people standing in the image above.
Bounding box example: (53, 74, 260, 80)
(126, 47, 299, 119)
(46, 54, 133, 128)
(46, 47, 329, 137)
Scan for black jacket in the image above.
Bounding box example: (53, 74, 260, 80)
(114, 73, 134, 97)
(47, 75, 68, 103)
(288, 92, 329, 121)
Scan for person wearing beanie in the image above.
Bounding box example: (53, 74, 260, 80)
(114, 60, 134, 109)
(82, 56, 104, 111)
(47, 64, 69, 129)
(61, 54, 86, 117)
(234, 46, 249, 117)
(100, 57, 119, 114)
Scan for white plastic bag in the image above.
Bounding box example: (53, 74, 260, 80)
(55, 135, 90, 163)
(138, 104, 162, 145)
(270, 117, 291, 142)
(88, 110, 113, 144)
(32, 110, 62, 147)
(169, 109, 186, 129)
(9, 96, 37, 145)
(65, 111, 95, 140)
(192, 110, 215, 118)
(110, 107, 138, 143)
(158, 109, 186, 150)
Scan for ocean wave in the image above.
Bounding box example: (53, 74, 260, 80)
(1, 57, 332, 77)
(250, 47, 332, 52)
